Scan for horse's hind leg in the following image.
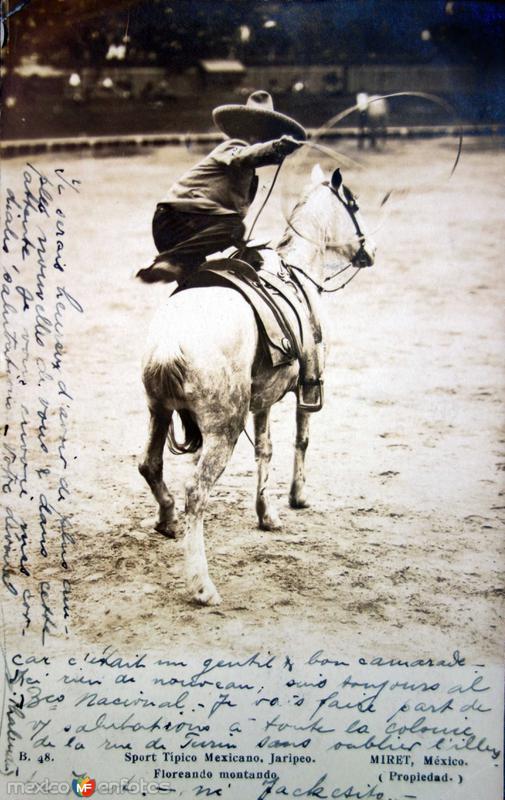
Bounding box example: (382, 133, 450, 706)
(254, 409, 281, 531)
(139, 406, 176, 536)
(184, 431, 238, 605)
(289, 407, 311, 508)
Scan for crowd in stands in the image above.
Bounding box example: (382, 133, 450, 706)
(7, 0, 502, 73)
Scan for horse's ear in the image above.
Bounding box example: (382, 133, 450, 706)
(331, 168, 343, 190)
(310, 164, 325, 185)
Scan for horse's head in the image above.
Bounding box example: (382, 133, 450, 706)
(326, 166, 376, 267)
(298, 164, 377, 269)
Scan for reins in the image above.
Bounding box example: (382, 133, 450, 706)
(245, 160, 284, 243)
(246, 139, 361, 247)
(244, 140, 371, 293)
(287, 261, 364, 294)
(282, 166, 371, 293)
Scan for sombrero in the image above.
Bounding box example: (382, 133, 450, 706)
(213, 90, 307, 142)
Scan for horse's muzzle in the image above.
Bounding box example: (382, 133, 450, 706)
(353, 239, 376, 268)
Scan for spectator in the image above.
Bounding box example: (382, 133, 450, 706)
(356, 91, 388, 149)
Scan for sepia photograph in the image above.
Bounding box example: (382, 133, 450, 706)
(1, 2, 504, 798)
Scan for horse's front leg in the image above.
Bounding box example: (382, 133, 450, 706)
(254, 409, 281, 530)
(138, 406, 177, 536)
(289, 407, 311, 508)
(184, 431, 237, 605)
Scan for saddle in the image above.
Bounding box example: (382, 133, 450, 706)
(172, 256, 323, 410)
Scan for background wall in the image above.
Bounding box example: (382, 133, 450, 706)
(2, 1, 504, 139)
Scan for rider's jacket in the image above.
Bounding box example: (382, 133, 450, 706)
(162, 139, 284, 218)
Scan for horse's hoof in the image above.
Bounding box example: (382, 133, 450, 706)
(205, 590, 222, 606)
(154, 521, 177, 538)
(187, 573, 222, 605)
(194, 586, 222, 606)
(259, 514, 282, 531)
(289, 495, 310, 509)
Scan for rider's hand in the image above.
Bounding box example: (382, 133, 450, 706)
(274, 135, 303, 156)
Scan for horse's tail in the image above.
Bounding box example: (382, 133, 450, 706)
(167, 410, 202, 455)
(142, 353, 202, 455)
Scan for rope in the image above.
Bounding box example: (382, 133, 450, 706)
(243, 426, 255, 449)
(278, 93, 463, 246)
(312, 91, 463, 179)
(245, 141, 360, 248)
(245, 160, 284, 243)
(280, 139, 370, 248)
(239, 139, 371, 292)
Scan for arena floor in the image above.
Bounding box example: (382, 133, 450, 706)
(4, 135, 504, 662)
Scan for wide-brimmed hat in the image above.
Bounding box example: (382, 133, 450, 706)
(213, 91, 307, 142)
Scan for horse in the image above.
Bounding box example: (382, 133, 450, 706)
(138, 163, 376, 605)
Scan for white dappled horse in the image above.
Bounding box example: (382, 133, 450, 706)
(139, 164, 376, 605)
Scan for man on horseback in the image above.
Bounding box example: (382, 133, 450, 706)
(137, 91, 324, 410)
(136, 90, 306, 283)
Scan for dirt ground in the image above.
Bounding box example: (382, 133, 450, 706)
(4, 136, 504, 662)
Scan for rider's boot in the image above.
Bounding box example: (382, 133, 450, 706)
(136, 252, 184, 283)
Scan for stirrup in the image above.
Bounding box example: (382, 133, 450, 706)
(296, 379, 324, 412)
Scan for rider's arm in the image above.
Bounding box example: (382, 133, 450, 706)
(215, 137, 302, 169)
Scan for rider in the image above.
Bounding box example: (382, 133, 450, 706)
(136, 91, 306, 283)
(138, 91, 322, 411)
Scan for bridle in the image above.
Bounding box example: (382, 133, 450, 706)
(245, 148, 373, 294)
(326, 177, 371, 268)
(284, 175, 373, 293)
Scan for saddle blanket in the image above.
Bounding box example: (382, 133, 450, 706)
(173, 254, 321, 369)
